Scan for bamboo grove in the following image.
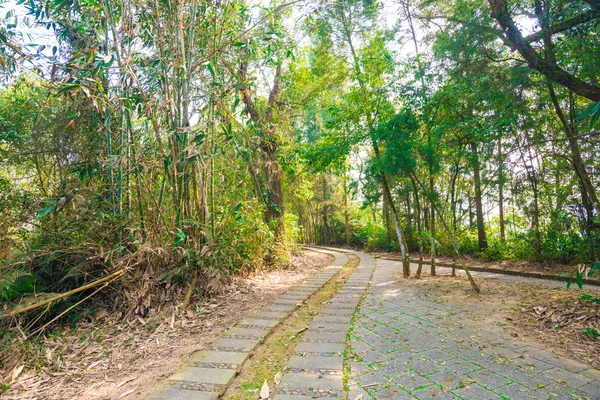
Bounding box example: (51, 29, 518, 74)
(0, 0, 599, 319)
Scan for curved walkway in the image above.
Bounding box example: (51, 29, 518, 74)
(347, 258, 600, 400)
(145, 249, 600, 400)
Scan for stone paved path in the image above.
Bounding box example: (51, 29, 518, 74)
(275, 250, 375, 400)
(348, 258, 600, 400)
(147, 250, 348, 400)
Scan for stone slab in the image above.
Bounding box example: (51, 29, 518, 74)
(237, 319, 279, 329)
(146, 388, 219, 400)
(251, 311, 289, 320)
(221, 327, 269, 339)
(287, 355, 343, 371)
(308, 322, 350, 332)
(279, 372, 343, 391)
(209, 338, 260, 352)
(295, 342, 345, 354)
(169, 366, 236, 384)
(301, 330, 347, 343)
(189, 350, 248, 366)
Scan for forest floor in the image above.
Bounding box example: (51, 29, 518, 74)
(371, 251, 584, 276)
(0, 250, 333, 400)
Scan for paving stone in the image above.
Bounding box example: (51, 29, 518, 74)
(287, 355, 343, 371)
(534, 382, 580, 399)
(411, 384, 458, 399)
(373, 386, 416, 399)
(279, 371, 343, 393)
(392, 372, 431, 391)
(492, 383, 534, 398)
(351, 340, 374, 354)
(350, 361, 373, 376)
(221, 327, 268, 340)
(169, 366, 236, 384)
(301, 330, 347, 343)
(420, 349, 454, 364)
(208, 338, 260, 352)
(561, 360, 591, 374)
(308, 322, 350, 332)
(188, 350, 248, 367)
(427, 369, 465, 390)
(273, 395, 339, 400)
(544, 368, 592, 388)
(271, 299, 305, 305)
(360, 349, 392, 364)
(467, 369, 511, 390)
(441, 358, 481, 375)
(146, 387, 219, 400)
(357, 371, 390, 387)
(321, 307, 355, 316)
(251, 311, 289, 320)
(237, 318, 279, 329)
(452, 383, 503, 400)
(576, 380, 600, 398)
(405, 358, 442, 376)
(313, 315, 351, 324)
(347, 379, 372, 399)
(377, 360, 410, 376)
(295, 342, 345, 354)
(581, 368, 600, 381)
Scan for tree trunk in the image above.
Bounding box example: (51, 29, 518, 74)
(406, 193, 414, 249)
(429, 173, 436, 276)
(344, 178, 350, 247)
(383, 193, 394, 245)
(547, 82, 600, 217)
(470, 141, 488, 251)
(410, 176, 424, 278)
(378, 164, 410, 277)
(322, 174, 329, 244)
(498, 140, 506, 243)
(450, 161, 460, 276)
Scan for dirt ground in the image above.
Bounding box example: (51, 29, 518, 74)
(0, 250, 332, 400)
(372, 251, 582, 276)
(400, 272, 600, 370)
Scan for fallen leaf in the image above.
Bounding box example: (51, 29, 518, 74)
(11, 365, 24, 382)
(274, 370, 284, 385)
(116, 377, 136, 388)
(118, 387, 137, 399)
(260, 380, 269, 399)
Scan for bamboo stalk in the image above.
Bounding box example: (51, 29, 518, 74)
(0, 269, 126, 319)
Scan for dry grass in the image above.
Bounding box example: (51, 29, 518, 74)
(0, 250, 332, 400)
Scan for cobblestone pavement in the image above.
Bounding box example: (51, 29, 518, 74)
(275, 250, 375, 400)
(348, 259, 600, 400)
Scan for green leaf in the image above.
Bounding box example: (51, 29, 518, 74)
(576, 272, 584, 289)
(566, 278, 572, 289)
(204, 62, 215, 77)
(174, 228, 185, 245)
(589, 261, 600, 277)
(34, 204, 55, 221)
(194, 133, 206, 145)
(576, 101, 600, 128)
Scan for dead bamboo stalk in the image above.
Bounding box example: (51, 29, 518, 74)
(0, 269, 127, 319)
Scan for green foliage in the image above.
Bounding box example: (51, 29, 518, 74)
(0, 271, 45, 302)
(576, 101, 600, 128)
(583, 328, 599, 339)
(580, 294, 600, 305)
